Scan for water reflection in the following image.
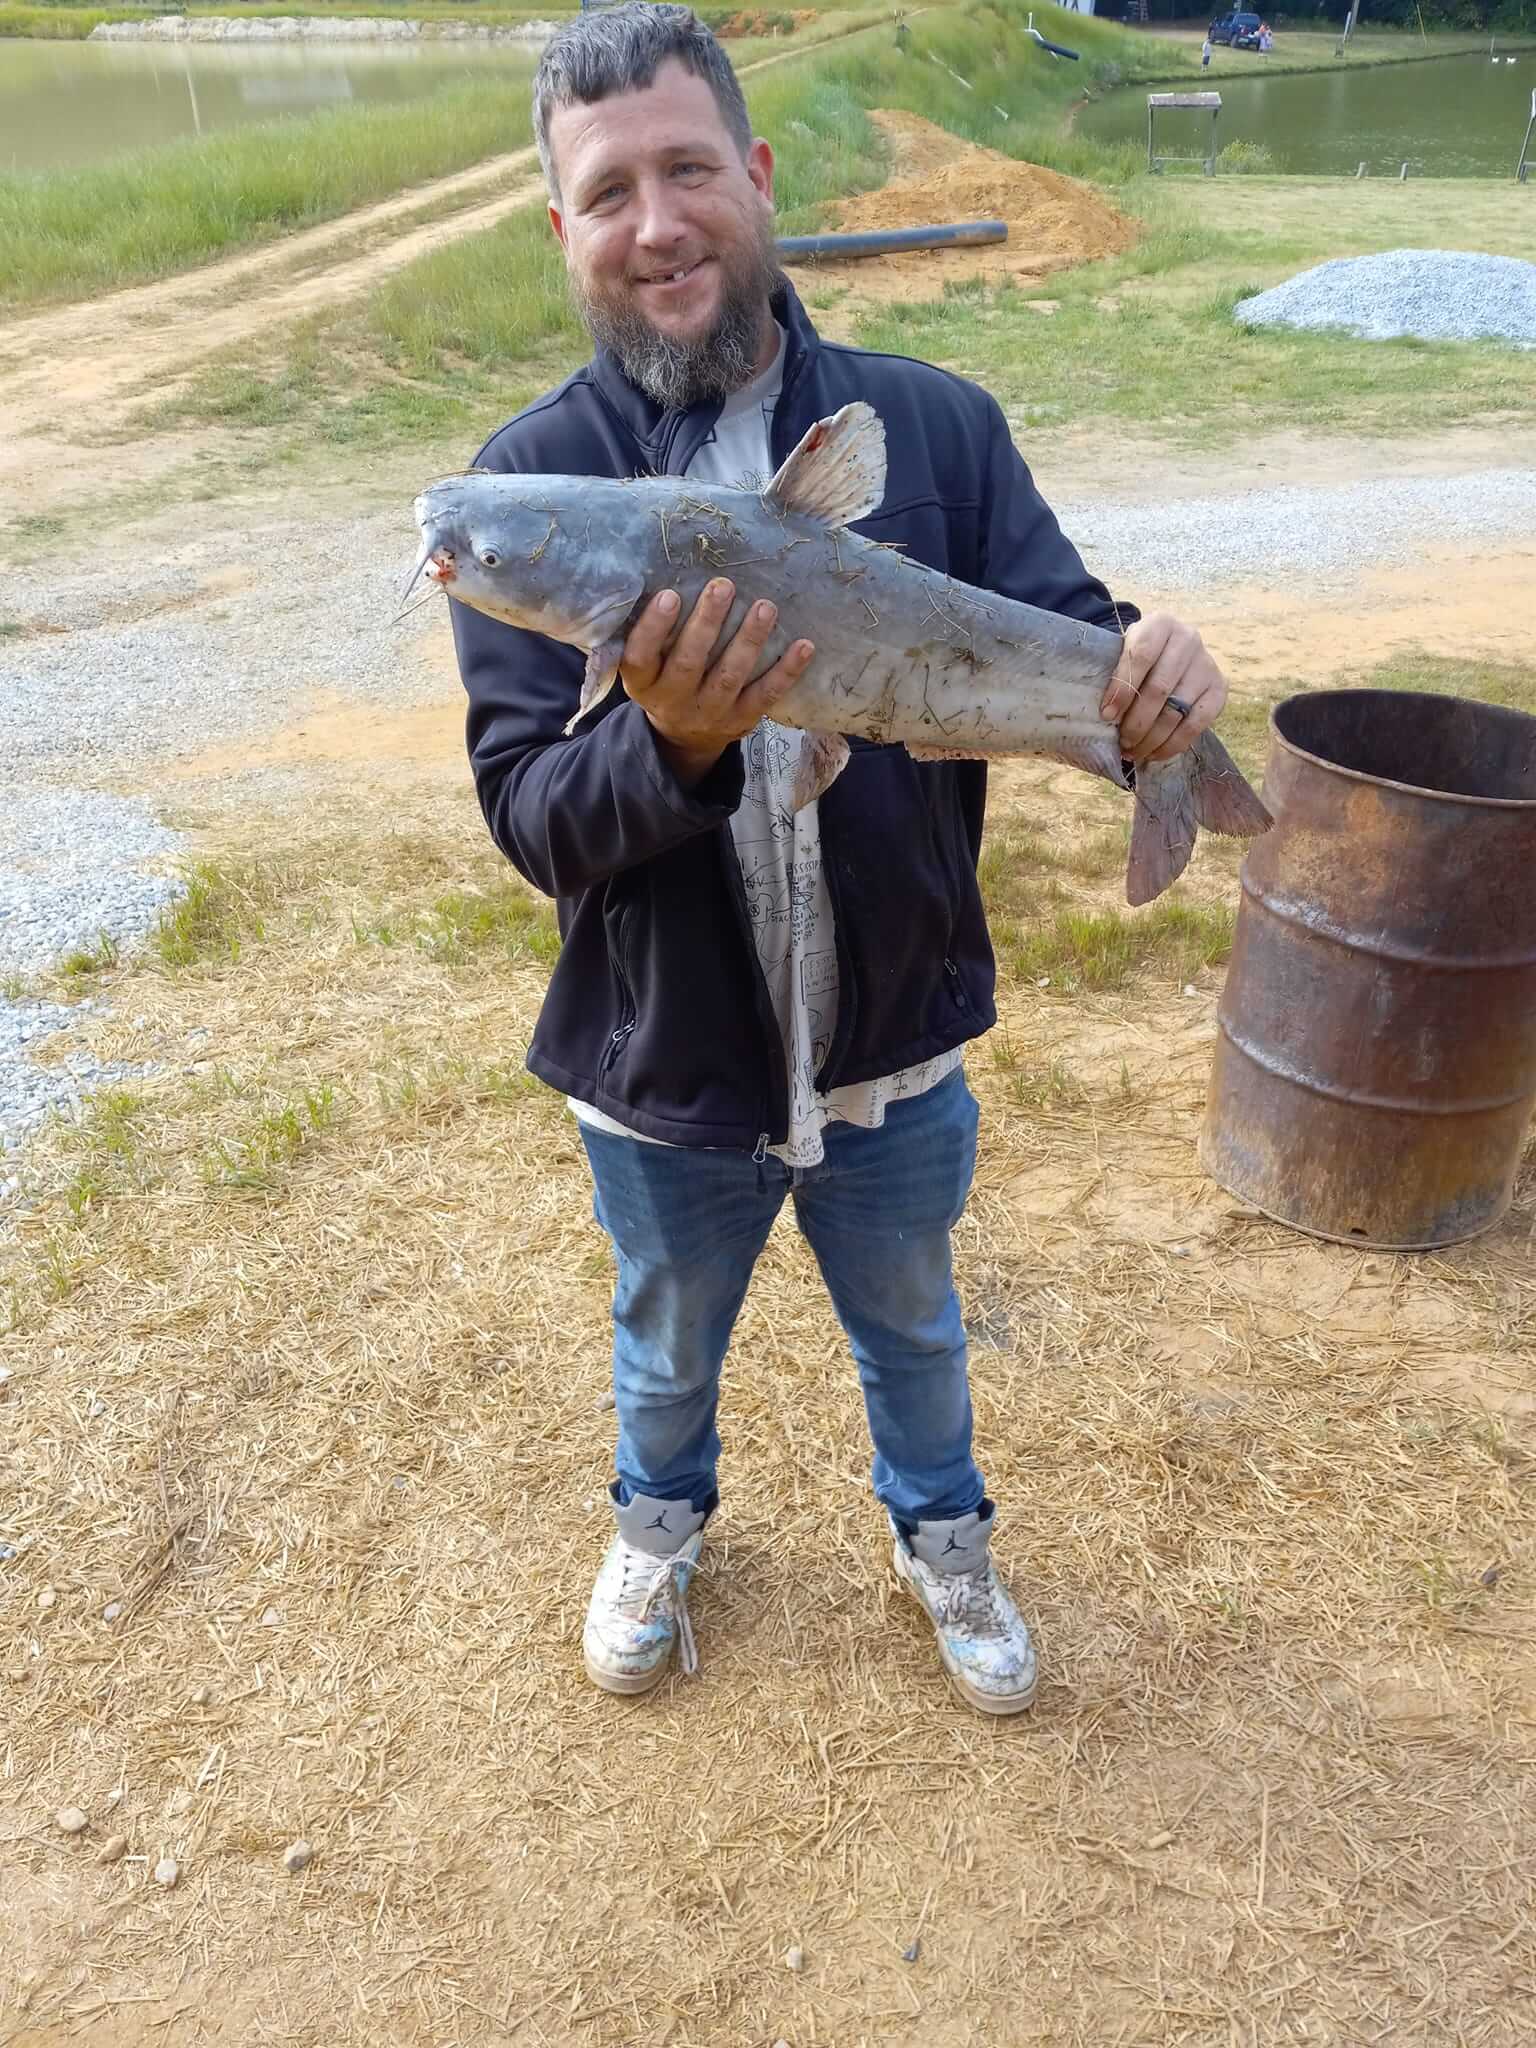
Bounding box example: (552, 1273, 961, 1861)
(1, 39, 539, 174)
(1078, 50, 1534, 178)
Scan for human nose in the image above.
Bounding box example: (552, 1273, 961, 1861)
(630, 173, 689, 254)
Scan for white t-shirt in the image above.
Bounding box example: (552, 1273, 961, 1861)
(570, 328, 960, 1165)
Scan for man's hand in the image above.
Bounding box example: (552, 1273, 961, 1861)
(622, 577, 815, 789)
(1099, 612, 1228, 764)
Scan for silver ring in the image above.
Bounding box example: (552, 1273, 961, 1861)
(1164, 693, 1193, 719)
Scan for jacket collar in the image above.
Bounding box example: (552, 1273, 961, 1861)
(589, 274, 821, 476)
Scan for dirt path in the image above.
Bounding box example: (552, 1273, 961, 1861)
(0, 13, 911, 514)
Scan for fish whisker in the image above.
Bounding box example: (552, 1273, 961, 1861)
(398, 543, 434, 610)
(391, 584, 445, 628)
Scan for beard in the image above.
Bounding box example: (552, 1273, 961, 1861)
(570, 217, 784, 411)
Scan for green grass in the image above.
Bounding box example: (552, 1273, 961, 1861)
(995, 901, 1236, 994)
(153, 859, 275, 969)
(851, 169, 1536, 443)
(351, 878, 561, 965)
(0, 74, 536, 311)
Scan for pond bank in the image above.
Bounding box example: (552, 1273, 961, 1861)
(90, 13, 558, 40)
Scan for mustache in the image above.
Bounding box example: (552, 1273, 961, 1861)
(568, 223, 783, 411)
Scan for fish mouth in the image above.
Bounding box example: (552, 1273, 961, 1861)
(394, 541, 454, 624)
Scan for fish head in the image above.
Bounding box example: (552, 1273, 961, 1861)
(411, 474, 638, 648)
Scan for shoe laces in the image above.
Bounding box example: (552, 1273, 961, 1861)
(931, 1558, 1009, 1641)
(615, 1541, 699, 1676)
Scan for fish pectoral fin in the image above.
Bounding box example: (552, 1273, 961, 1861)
(764, 403, 886, 527)
(790, 732, 851, 810)
(563, 636, 626, 738)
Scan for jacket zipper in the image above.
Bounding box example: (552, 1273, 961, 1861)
(944, 957, 969, 1010)
(598, 907, 637, 1081)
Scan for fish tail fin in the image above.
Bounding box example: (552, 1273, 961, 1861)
(1124, 734, 1272, 907)
(1189, 730, 1273, 837)
(1126, 756, 1199, 907)
(791, 731, 851, 810)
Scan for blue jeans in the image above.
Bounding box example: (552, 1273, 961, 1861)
(578, 1068, 986, 1528)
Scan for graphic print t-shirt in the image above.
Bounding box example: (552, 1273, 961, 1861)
(572, 326, 959, 1165)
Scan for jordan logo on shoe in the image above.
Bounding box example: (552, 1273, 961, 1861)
(646, 1511, 672, 1533)
(943, 1532, 966, 1556)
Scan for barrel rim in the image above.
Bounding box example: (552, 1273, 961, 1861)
(1269, 688, 1536, 812)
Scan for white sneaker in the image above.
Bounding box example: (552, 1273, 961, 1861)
(893, 1506, 1039, 1716)
(582, 1492, 706, 1696)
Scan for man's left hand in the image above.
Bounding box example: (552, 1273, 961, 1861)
(1099, 612, 1228, 764)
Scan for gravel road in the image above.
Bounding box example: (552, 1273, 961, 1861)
(3, 459, 1535, 1178)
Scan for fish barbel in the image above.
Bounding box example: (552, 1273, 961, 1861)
(410, 402, 1270, 903)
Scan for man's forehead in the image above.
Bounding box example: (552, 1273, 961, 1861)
(549, 60, 736, 177)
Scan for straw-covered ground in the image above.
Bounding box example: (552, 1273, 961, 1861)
(4, 7, 1535, 2037)
(3, 626, 1534, 2042)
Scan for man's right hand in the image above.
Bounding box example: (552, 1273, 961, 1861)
(621, 577, 815, 789)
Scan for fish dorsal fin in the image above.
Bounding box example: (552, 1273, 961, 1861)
(763, 402, 886, 527)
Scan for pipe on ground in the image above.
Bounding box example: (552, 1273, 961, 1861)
(776, 219, 1008, 261)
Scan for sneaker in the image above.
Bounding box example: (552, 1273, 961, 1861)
(892, 1506, 1039, 1716)
(582, 1491, 706, 1696)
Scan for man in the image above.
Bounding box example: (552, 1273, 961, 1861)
(449, 3, 1228, 1715)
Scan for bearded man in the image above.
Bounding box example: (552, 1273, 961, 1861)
(449, 2, 1229, 1714)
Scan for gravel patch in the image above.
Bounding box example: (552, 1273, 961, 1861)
(1, 787, 186, 979)
(4, 507, 439, 778)
(0, 502, 441, 1189)
(1058, 467, 1536, 598)
(0, 995, 155, 1193)
(1234, 249, 1536, 350)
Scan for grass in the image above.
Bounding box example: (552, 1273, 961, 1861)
(994, 900, 1236, 993)
(854, 168, 1536, 443)
(0, 74, 537, 311)
(152, 859, 275, 970)
(4, 725, 1532, 2043)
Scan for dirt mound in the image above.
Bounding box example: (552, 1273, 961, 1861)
(785, 109, 1137, 312)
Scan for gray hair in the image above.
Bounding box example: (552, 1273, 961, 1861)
(533, 4, 753, 203)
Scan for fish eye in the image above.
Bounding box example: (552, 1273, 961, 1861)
(478, 547, 501, 569)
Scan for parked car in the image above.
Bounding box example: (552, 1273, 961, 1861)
(1208, 11, 1261, 44)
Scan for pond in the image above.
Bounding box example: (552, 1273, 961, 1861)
(0, 37, 542, 175)
(1077, 50, 1536, 178)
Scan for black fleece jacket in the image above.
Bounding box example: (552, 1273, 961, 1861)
(450, 280, 1136, 1152)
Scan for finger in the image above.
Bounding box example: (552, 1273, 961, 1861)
(618, 588, 681, 694)
(663, 578, 737, 689)
(700, 597, 780, 702)
(1099, 615, 1168, 724)
(1119, 628, 1202, 756)
(1144, 675, 1224, 763)
(735, 639, 816, 725)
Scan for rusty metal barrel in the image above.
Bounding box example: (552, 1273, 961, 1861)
(1200, 689, 1536, 1249)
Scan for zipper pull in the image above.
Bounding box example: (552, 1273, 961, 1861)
(751, 1133, 769, 1164)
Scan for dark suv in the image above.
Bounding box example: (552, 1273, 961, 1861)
(1209, 11, 1261, 43)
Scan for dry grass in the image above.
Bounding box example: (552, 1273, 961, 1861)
(2, 740, 1534, 2046)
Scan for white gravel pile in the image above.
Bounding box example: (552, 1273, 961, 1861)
(1234, 249, 1536, 349)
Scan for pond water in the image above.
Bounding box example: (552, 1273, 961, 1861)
(0, 38, 542, 175)
(1077, 50, 1536, 178)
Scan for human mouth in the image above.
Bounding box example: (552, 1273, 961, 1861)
(635, 256, 712, 295)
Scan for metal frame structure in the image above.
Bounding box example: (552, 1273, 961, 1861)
(1146, 92, 1221, 177)
(1518, 89, 1535, 183)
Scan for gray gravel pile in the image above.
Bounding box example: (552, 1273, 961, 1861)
(1234, 249, 1536, 349)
